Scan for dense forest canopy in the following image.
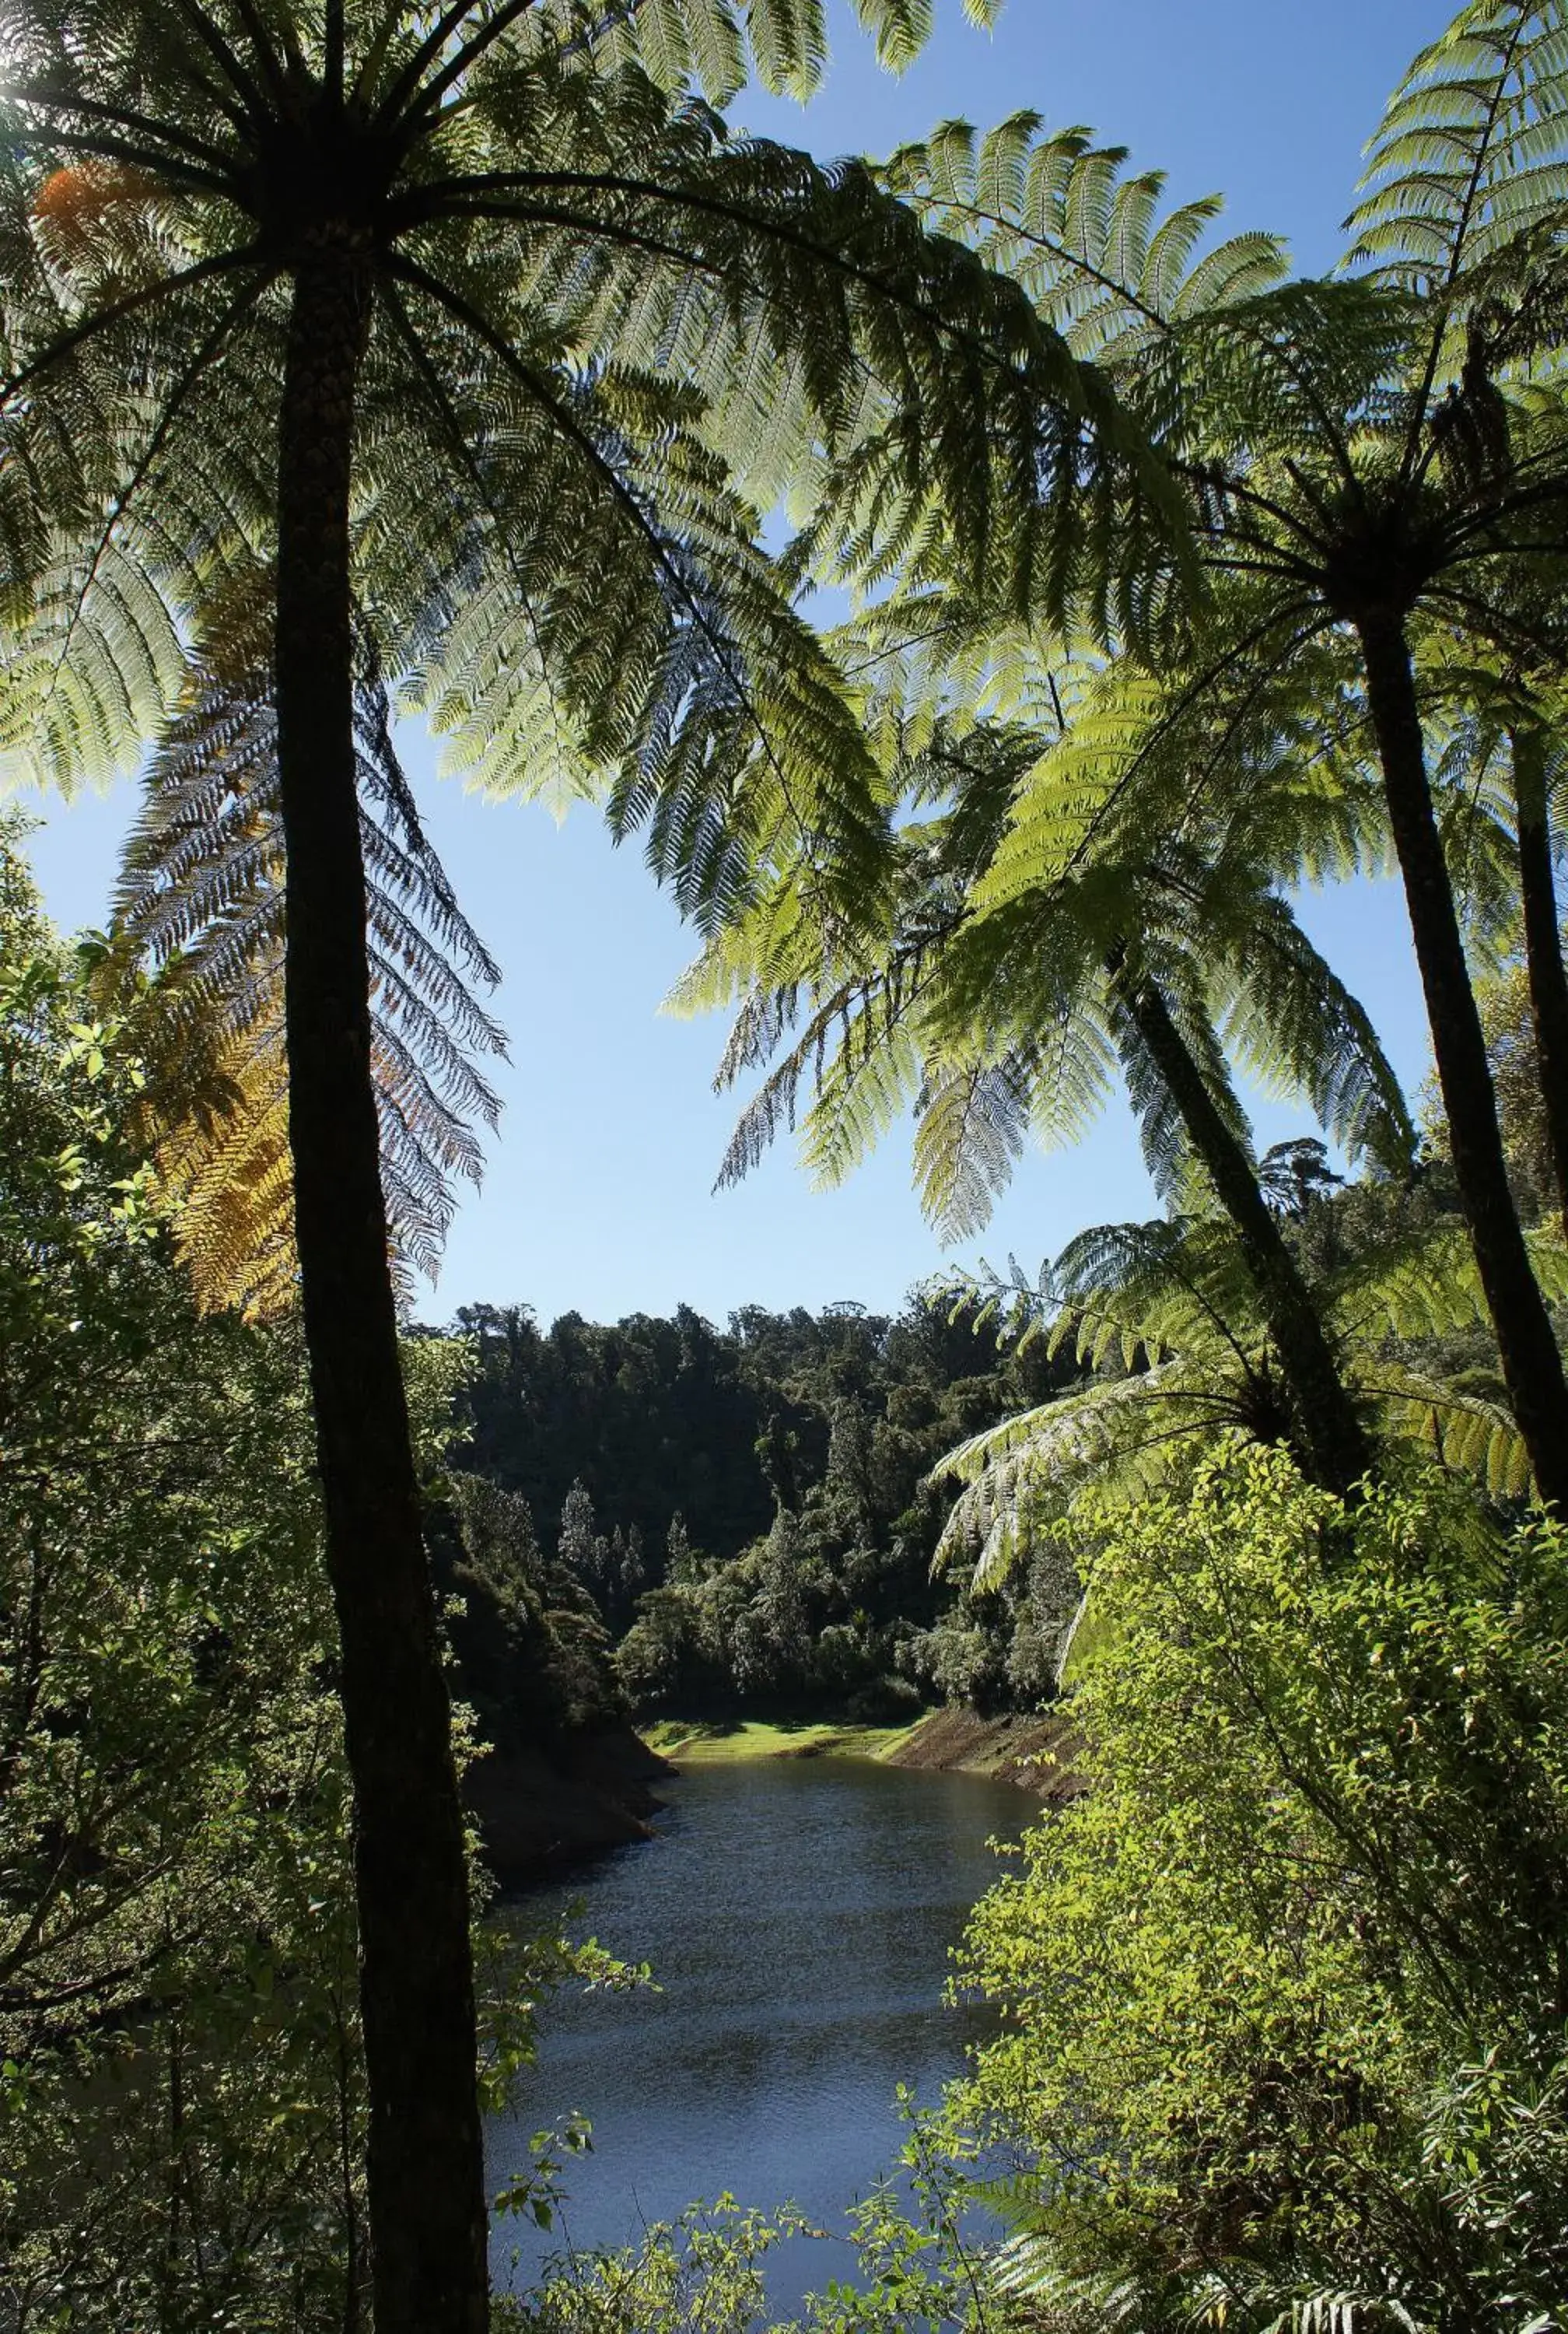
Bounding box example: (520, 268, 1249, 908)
(446, 1294, 1063, 1568)
(436, 1290, 1075, 1719)
(433, 1080, 1553, 1729)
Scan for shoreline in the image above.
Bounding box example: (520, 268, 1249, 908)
(644, 1707, 1084, 1802)
(483, 1706, 1085, 1893)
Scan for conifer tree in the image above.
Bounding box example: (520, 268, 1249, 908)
(664, 1509, 697, 1583)
(557, 1478, 603, 1596)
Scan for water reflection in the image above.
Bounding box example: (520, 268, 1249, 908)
(485, 1756, 1031, 2312)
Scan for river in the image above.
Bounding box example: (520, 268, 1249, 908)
(485, 1754, 1032, 2316)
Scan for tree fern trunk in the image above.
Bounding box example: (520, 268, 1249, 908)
(1357, 615, 1568, 1511)
(276, 242, 488, 2334)
(1113, 962, 1372, 1498)
(1512, 724, 1568, 1242)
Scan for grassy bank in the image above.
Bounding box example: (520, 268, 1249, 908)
(642, 1708, 1083, 1797)
(642, 1716, 922, 1764)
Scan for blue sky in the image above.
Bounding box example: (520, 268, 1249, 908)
(25, 0, 1445, 1330)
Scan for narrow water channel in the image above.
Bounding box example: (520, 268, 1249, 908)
(485, 1755, 1032, 2315)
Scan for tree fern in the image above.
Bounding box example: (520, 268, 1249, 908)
(1344, 1, 1568, 303)
(1, 6, 1138, 2316)
(929, 1200, 1568, 1603)
(683, 702, 1408, 1492)
(797, 110, 1283, 656)
(793, 1, 1568, 1504)
(100, 572, 505, 1314)
(696, 715, 1412, 1227)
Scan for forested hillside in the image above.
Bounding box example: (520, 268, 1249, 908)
(437, 1295, 1074, 1720)
(436, 1120, 1521, 1731)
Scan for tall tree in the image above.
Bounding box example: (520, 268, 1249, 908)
(1397, 659, 1568, 1241)
(1508, 719, 1568, 1235)
(684, 715, 1411, 1498)
(839, 10, 1568, 1504)
(0, 4, 1146, 2324)
(717, 125, 1388, 1495)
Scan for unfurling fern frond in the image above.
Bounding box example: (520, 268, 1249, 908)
(104, 579, 505, 1314)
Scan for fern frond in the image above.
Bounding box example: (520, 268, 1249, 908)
(1363, 1358, 1535, 1498)
(911, 1051, 1033, 1241)
(1346, 2, 1568, 298)
(1327, 1219, 1568, 1348)
(885, 112, 1289, 372)
(932, 1363, 1241, 1591)
(1212, 892, 1417, 1175)
(104, 571, 506, 1311)
(926, 1193, 1564, 1604)
(1052, 1215, 1265, 1375)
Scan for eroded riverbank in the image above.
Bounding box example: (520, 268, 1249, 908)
(646, 1706, 1084, 1800)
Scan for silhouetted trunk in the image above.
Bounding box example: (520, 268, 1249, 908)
(276, 243, 488, 2334)
(1512, 724, 1568, 1241)
(1111, 960, 1372, 1497)
(1357, 615, 1568, 1511)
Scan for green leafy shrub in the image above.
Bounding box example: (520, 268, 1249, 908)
(958, 1442, 1568, 2329)
(0, 839, 590, 2327)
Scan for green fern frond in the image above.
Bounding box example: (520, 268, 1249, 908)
(798, 1015, 923, 1188)
(926, 1200, 1563, 1603)
(932, 1363, 1241, 1591)
(911, 1052, 1033, 1240)
(1345, 1, 1568, 296)
(884, 111, 1289, 370)
(1052, 1215, 1265, 1374)
(1213, 893, 1418, 1174)
(1328, 1221, 1568, 1346)
(1362, 1358, 1535, 1498)
(0, 0, 1160, 958)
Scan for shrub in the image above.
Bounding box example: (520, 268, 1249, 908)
(958, 1442, 1568, 2329)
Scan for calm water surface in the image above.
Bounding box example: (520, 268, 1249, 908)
(485, 1757, 1031, 2311)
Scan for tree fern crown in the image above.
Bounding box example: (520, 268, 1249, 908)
(0, 0, 1133, 937)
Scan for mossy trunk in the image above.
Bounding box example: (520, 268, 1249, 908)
(1113, 962, 1372, 1498)
(1358, 615, 1568, 1512)
(275, 243, 488, 2334)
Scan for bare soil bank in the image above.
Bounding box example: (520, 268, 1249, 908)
(649, 1708, 1086, 1801)
(884, 1707, 1086, 1803)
